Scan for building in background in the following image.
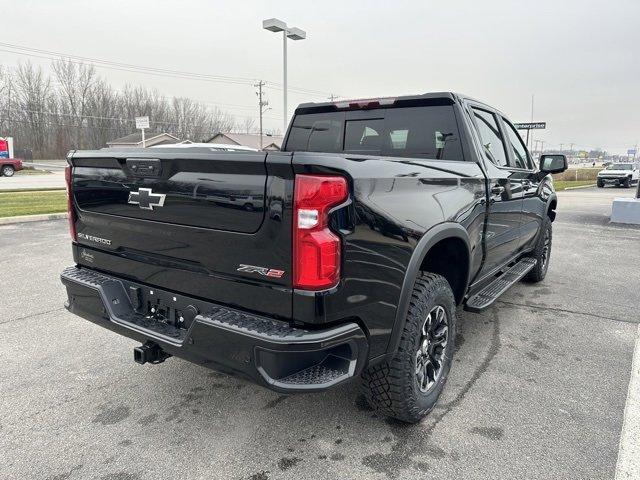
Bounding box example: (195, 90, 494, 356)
(106, 132, 180, 148)
(206, 133, 283, 151)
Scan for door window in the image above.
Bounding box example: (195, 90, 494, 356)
(503, 118, 533, 169)
(471, 108, 508, 167)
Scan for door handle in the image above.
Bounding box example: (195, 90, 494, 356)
(491, 185, 505, 195)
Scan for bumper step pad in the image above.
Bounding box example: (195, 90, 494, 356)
(198, 306, 309, 340)
(464, 258, 537, 313)
(279, 361, 350, 386)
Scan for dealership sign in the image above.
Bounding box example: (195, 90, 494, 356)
(514, 122, 546, 130)
(135, 116, 150, 129)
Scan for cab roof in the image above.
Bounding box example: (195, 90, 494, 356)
(294, 92, 461, 115)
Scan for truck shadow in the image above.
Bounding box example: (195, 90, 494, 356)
(106, 306, 503, 479)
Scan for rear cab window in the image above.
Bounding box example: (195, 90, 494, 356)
(285, 103, 465, 161)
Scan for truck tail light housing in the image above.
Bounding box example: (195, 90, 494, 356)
(293, 174, 348, 290)
(65, 165, 77, 242)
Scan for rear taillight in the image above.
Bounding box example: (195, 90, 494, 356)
(65, 165, 77, 241)
(293, 174, 348, 290)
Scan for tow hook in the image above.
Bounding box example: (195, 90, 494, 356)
(133, 341, 171, 365)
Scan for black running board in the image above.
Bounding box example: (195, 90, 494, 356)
(464, 258, 537, 313)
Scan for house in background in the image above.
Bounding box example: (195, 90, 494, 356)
(106, 132, 180, 148)
(206, 133, 283, 151)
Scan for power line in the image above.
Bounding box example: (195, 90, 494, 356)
(0, 42, 339, 98)
(1, 105, 282, 126)
(1, 67, 284, 119)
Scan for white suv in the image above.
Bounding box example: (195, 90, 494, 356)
(597, 163, 640, 188)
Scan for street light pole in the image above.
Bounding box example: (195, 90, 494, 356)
(263, 18, 306, 134)
(283, 30, 287, 134)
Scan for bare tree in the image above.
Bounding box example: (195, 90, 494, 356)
(53, 59, 97, 150)
(13, 62, 53, 157)
(84, 80, 122, 151)
(0, 60, 241, 158)
(237, 117, 256, 134)
(0, 67, 12, 135)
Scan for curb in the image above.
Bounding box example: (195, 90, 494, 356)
(563, 184, 597, 191)
(0, 212, 68, 226)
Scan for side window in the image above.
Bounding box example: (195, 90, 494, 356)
(472, 108, 508, 167)
(382, 106, 464, 161)
(502, 118, 533, 169)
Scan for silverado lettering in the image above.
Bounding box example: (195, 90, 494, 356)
(77, 233, 112, 245)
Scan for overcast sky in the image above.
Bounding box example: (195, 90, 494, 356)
(4, 0, 639, 154)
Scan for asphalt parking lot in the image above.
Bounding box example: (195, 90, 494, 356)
(1, 186, 639, 480)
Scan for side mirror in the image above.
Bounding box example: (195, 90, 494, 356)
(539, 154, 568, 174)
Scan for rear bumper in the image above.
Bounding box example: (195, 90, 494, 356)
(60, 266, 369, 392)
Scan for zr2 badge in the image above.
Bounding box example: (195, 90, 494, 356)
(237, 264, 285, 278)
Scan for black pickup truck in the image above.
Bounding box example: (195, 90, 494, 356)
(61, 92, 567, 423)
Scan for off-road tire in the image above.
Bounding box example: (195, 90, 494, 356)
(623, 177, 631, 188)
(361, 273, 456, 423)
(1, 165, 14, 177)
(596, 180, 604, 188)
(524, 216, 552, 283)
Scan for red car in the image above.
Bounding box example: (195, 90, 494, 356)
(0, 158, 23, 177)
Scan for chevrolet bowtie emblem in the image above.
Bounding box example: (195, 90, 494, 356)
(128, 188, 166, 210)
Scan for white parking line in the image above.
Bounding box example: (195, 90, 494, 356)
(616, 323, 640, 479)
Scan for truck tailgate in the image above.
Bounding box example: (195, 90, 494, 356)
(69, 150, 294, 320)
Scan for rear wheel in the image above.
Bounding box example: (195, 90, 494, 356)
(361, 273, 456, 423)
(1, 165, 14, 177)
(597, 180, 604, 188)
(524, 216, 552, 283)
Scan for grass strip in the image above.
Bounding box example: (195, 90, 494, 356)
(0, 190, 67, 218)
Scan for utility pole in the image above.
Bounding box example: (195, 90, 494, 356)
(528, 94, 535, 150)
(560, 143, 564, 152)
(328, 94, 340, 102)
(255, 80, 269, 150)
